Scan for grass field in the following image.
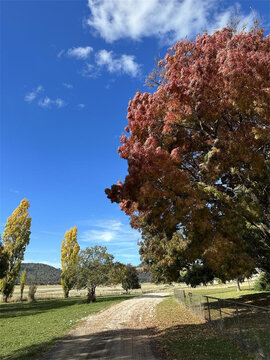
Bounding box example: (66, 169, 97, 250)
(0, 294, 136, 360)
(6, 282, 173, 302)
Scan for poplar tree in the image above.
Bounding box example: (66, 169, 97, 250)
(0, 238, 8, 279)
(0, 199, 31, 302)
(20, 269, 26, 301)
(61, 226, 80, 298)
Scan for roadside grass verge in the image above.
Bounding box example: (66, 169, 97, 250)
(0, 294, 136, 360)
(186, 288, 270, 356)
(154, 296, 253, 360)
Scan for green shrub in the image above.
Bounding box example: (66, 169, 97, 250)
(254, 273, 270, 291)
(28, 284, 37, 302)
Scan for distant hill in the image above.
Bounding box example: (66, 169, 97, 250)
(16, 263, 61, 285)
(15, 263, 152, 285)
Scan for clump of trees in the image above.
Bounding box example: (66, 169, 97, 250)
(106, 26, 270, 285)
(0, 199, 31, 302)
(61, 226, 80, 298)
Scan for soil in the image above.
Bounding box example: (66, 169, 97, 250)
(40, 293, 169, 360)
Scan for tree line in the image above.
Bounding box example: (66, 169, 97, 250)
(61, 227, 140, 302)
(0, 200, 140, 303)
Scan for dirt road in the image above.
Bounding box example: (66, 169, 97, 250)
(40, 293, 169, 360)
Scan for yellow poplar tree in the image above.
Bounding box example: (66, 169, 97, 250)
(0, 199, 31, 302)
(61, 226, 80, 298)
(20, 269, 26, 301)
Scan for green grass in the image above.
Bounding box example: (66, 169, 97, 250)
(0, 294, 136, 360)
(187, 285, 267, 300)
(155, 296, 253, 360)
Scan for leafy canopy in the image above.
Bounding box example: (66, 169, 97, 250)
(106, 27, 270, 281)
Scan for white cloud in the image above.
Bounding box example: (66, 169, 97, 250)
(87, 0, 256, 43)
(38, 97, 66, 109)
(38, 96, 51, 108)
(63, 83, 73, 89)
(79, 219, 139, 244)
(78, 103, 86, 108)
(9, 188, 20, 194)
(24, 85, 43, 103)
(67, 46, 93, 59)
(95, 50, 140, 77)
(57, 49, 65, 58)
(55, 98, 65, 108)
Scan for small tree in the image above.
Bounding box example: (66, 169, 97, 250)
(20, 269, 27, 301)
(28, 284, 37, 302)
(254, 273, 270, 291)
(61, 227, 80, 298)
(76, 246, 114, 302)
(121, 264, 141, 293)
(0, 199, 31, 302)
(109, 261, 126, 285)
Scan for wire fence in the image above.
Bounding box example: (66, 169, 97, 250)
(174, 288, 270, 360)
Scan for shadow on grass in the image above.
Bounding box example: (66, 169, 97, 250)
(0, 294, 135, 320)
(3, 326, 163, 360)
(230, 291, 270, 308)
(2, 322, 253, 360)
(200, 292, 270, 357)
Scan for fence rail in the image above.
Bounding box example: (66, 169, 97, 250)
(174, 288, 270, 360)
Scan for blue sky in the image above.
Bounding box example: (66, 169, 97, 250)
(1, 0, 269, 269)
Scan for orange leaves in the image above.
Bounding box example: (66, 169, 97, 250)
(106, 26, 270, 280)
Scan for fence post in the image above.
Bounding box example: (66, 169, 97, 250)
(235, 304, 244, 342)
(183, 290, 186, 307)
(218, 299, 224, 332)
(206, 296, 211, 322)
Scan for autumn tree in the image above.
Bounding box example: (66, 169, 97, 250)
(0, 199, 31, 302)
(61, 226, 80, 298)
(20, 269, 26, 301)
(106, 26, 270, 281)
(76, 246, 114, 302)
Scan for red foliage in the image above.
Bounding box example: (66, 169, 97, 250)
(105, 27, 270, 277)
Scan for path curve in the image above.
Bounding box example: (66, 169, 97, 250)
(40, 293, 169, 360)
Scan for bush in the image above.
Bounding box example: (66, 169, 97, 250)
(28, 284, 37, 302)
(254, 273, 270, 291)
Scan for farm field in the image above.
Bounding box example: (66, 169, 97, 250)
(0, 294, 137, 360)
(6, 282, 174, 302)
(5, 277, 258, 303)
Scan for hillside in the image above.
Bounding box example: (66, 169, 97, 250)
(16, 263, 61, 285)
(15, 263, 152, 285)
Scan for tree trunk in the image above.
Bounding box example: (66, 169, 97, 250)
(87, 287, 96, 303)
(3, 295, 8, 303)
(236, 278, 241, 291)
(64, 290, 69, 298)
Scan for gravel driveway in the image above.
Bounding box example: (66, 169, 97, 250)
(40, 293, 169, 360)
